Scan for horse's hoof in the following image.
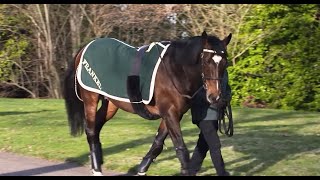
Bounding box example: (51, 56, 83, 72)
(221, 171, 230, 176)
(181, 169, 190, 176)
(137, 157, 153, 173)
(137, 172, 147, 176)
(91, 169, 103, 176)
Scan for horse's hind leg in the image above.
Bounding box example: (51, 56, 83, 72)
(137, 120, 168, 175)
(82, 90, 108, 175)
(93, 96, 109, 166)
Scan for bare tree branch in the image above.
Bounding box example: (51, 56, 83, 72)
(1, 81, 36, 98)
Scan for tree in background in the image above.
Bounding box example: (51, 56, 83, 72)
(0, 4, 319, 111)
(0, 5, 34, 97)
(178, 4, 276, 66)
(81, 4, 182, 45)
(0, 4, 181, 99)
(229, 4, 320, 111)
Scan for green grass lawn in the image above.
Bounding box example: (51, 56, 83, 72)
(0, 98, 319, 176)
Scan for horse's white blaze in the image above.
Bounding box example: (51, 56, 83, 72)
(212, 55, 222, 94)
(212, 55, 222, 64)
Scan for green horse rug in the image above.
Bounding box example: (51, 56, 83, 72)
(76, 37, 171, 104)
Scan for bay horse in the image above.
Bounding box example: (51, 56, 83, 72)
(63, 31, 232, 176)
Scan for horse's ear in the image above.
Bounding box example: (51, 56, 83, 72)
(201, 31, 208, 45)
(223, 33, 232, 46)
(202, 31, 207, 38)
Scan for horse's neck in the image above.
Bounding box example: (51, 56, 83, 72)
(182, 64, 203, 92)
(166, 60, 203, 96)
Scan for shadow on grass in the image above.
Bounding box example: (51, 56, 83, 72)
(0, 162, 85, 176)
(220, 121, 320, 176)
(159, 110, 320, 176)
(65, 127, 198, 175)
(64, 110, 320, 176)
(0, 110, 54, 116)
(234, 108, 318, 124)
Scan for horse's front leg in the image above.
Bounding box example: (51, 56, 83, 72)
(164, 111, 190, 176)
(137, 120, 168, 175)
(83, 93, 108, 176)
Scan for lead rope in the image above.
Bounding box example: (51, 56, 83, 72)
(218, 102, 233, 137)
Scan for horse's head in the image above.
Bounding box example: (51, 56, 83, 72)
(200, 31, 232, 104)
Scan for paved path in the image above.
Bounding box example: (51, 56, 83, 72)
(0, 152, 129, 176)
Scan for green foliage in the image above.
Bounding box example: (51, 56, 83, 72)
(229, 4, 320, 111)
(0, 60, 11, 80)
(0, 38, 29, 81)
(0, 5, 29, 82)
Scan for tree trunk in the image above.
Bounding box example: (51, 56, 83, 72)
(70, 4, 83, 57)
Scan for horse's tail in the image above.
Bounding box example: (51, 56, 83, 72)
(63, 53, 85, 137)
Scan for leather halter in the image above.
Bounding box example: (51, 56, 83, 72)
(200, 48, 225, 90)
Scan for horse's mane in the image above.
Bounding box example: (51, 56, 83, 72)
(167, 35, 222, 65)
(166, 36, 202, 65)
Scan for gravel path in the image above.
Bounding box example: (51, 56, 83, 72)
(0, 152, 129, 176)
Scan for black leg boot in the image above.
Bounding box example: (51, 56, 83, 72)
(189, 132, 209, 175)
(199, 120, 230, 176)
(209, 149, 229, 176)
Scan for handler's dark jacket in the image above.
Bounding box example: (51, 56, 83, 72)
(191, 70, 231, 125)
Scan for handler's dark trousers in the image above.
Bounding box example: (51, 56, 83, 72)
(189, 120, 228, 176)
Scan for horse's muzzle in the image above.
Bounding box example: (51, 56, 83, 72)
(207, 93, 220, 104)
